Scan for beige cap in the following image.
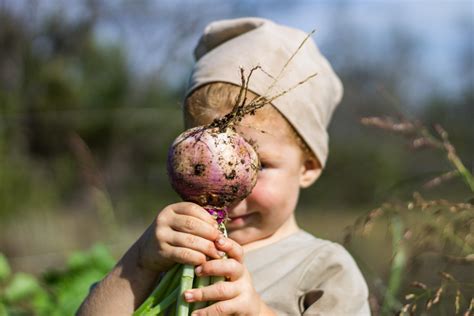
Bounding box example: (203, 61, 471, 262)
(186, 17, 343, 168)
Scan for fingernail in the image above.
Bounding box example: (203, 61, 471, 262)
(195, 266, 202, 275)
(184, 291, 194, 302)
(191, 313, 198, 316)
(217, 237, 225, 245)
(218, 251, 226, 257)
(214, 223, 219, 229)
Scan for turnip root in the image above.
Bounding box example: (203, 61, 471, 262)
(167, 125, 259, 223)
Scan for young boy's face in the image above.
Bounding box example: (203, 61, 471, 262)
(226, 116, 305, 245)
(186, 103, 316, 245)
(184, 84, 321, 245)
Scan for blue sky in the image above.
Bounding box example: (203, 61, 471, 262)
(6, 0, 474, 100)
(253, 1, 473, 100)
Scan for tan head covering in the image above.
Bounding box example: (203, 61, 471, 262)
(186, 17, 343, 168)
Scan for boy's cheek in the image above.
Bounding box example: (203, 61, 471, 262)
(248, 180, 281, 208)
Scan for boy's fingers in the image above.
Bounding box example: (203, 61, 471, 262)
(170, 214, 220, 241)
(173, 203, 216, 226)
(190, 300, 237, 316)
(184, 281, 238, 303)
(168, 231, 222, 260)
(167, 245, 207, 266)
(195, 258, 243, 281)
(214, 236, 244, 263)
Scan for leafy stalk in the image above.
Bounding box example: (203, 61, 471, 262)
(164, 265, 183, 297)
(145, 286, 180, 315)
(382, 215, 407, 314)
(134, 264, 180, 315)
(176, 264, 195, 316)
(190, 276, 210, 311)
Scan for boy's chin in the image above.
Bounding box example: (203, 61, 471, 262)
(227, 227, 271, 246)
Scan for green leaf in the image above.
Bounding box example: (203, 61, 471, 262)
(4, 273, 41, 302)
(0, 302, 7, 316)
(89, 244, 115, 271)
(0, 253, 11, 281)
(32, 290, 54, 316)
(39, 244, 115, 315)
(66, 251, 89, 270)
(66, 243, 114, 272)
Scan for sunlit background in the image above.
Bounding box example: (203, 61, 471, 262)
(0, 0, 473, 314)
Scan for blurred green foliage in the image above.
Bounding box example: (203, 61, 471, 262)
(0, 245, 114, 315)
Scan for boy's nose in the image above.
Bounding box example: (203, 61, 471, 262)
(227, 198, 248, 214)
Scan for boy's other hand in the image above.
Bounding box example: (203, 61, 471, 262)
(183, 236, 274, 316)
(137, 202, 222, 272)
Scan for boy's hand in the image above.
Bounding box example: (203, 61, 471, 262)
(184, 236, 275, 316)
(137, 202, 222, 272)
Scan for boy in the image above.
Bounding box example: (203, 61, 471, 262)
(78, 18, 370, 315)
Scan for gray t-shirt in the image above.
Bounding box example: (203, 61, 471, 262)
(244, 230, 371, 316)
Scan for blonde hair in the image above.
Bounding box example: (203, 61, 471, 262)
(184, 83, 315, 161)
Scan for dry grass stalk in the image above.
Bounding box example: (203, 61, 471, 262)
(455, 289, 461, 314)
(432, 286, 444, 305)
(423, 170, 460, 189)
(360, 116, 417, 135)
(361, 116, 474, 192)
(464, 298, 473, 316)
(344, 124, 473, 314)
(410, 281, 428, 290)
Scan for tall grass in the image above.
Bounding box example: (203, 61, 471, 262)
(344, 116, 474, 315)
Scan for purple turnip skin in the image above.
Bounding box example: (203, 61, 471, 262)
(167, 126, 260, 223)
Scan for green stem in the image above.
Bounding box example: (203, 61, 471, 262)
(164, 265, 184, 297)
(191, 276, 211, 311)
(134, 264, 181, 315)
(211, 223, 229, 284)
(145, 286, 180, 315)
(447, 152, 474, 193)
(168, 305, 176, 316)
(176, 264, 195, 316)
(210, 275, 225, 284)
(194, 275, 211, 288)
(382, 215, 407, 315)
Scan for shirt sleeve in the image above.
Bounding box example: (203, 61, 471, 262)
(299, 243, 371, 316)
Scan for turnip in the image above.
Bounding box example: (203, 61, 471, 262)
(167, 125, 260, 222)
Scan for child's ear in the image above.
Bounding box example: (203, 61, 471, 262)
(299, 156, 322, 188)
